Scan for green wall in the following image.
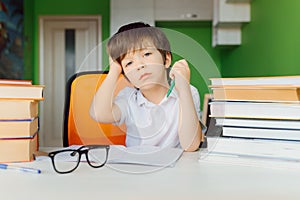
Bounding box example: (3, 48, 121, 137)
(156, 21, 221, 108)
(24, 0, 300, 97)
(24, 0, 110, 83)
(221, 0, 300, 77)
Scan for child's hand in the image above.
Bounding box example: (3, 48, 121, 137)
(109, 56, 122, 75)
(169, 59, 190, 91)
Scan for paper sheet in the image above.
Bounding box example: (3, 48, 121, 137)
(40, 145, 183, 168)
(107, 145, 183, 167)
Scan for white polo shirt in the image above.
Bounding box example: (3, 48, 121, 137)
(114, 85, 204, 148)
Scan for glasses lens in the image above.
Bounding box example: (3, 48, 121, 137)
(53, 150, 80, 173)
(87, 147, 108, 167)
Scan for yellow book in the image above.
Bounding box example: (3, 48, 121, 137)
(211, 85, 300, 102)
(0, 100, 38, 120)
(0, 84, 44, 100)
(0, 118, 38, 138)
(0, 99, 38, 120)
(0, 132, 38, 163)
(210, 75, 300, 86)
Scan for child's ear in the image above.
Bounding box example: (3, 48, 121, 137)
(164, 52, 172, 68)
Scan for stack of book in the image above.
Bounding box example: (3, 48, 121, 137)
(0, 79, 44, 162)
(198, 76, 300, 166)
(209, 75, 300, 141)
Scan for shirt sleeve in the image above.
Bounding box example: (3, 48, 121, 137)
(113, 87, 132, 126)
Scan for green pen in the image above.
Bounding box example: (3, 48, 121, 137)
(166, 79, 175, 97)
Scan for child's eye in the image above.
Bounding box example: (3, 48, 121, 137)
(125, 61, 133, 68)
(144, 52, 152, 57)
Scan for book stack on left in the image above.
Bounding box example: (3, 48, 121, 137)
(0, 79, 44, 163)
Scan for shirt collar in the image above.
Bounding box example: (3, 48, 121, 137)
(167, 89, 178, 99)
(135, 88, 177, 106)
(136, 90, 147, 106)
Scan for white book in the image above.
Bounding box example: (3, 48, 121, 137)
(222, 126, 300, 141)
(204, 137, 300, 162)
(209, 101, 300, 120)
(215, 118, 300, 130)
(0, 84, 44, 100)
(199, 137, 300, 170)
(210, 75, 300, 86)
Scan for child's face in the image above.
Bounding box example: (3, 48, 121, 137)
(121, 45, 170, 89)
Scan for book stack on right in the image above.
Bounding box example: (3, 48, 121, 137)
(205, 75, 300, 163)
(0, 79, 44, 163)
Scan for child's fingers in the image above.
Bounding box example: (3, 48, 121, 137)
(169, 69, 175, 80)
(109, 56, 122, 74)
(170, 59, 190, 80)
(173, 59, 188, 68)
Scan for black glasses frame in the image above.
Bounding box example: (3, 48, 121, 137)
(48, 145, 110, 174)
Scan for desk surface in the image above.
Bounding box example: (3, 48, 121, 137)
(1, 148, 300, 200)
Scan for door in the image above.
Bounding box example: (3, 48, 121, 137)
(39, 16, 102, 147)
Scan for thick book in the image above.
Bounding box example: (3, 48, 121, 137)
(211, 85, 300, 102)
(203, 137, 300, 162)
(0, 118, 38, 138)
(0, 132, 38, 163)
(210, 75, 300, 86)
(0, 83, 44, 100)
(0, 100, 38, 120)
(209, 101, 300, 120)
(222, 126, 300, 141)
(215, 118, 300, 130)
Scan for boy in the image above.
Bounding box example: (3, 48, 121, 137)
(90, 22, 204, 152)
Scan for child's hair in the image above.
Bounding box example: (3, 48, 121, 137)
(107, 22, 171, 65)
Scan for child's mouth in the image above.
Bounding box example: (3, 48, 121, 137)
(139, 73, 151, 80)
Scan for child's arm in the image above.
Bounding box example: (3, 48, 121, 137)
(89, 58, 122, 123)
(170, 59, 202, 152)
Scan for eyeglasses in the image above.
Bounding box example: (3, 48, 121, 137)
(48, 145, 110, 174)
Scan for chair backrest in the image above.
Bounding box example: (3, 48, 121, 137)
(63, 71, 130, 147)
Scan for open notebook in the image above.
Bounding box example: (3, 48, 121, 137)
(107, 145, 183, 167)
(40, 145, 183, 168)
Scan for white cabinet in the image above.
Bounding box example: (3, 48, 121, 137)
(110, 0, 155, 36)
(213, 25, 241, 46)
(154, 0, 213, 21)
(212, 0, 251, 47)
(213, 0, 250, 25)
(226, 0, 251, 2)
(110, 0, 251, 47)
(110, 0, 213, 33)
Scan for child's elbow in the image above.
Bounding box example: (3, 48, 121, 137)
(89, 104, 120, 124)
(89, 106, 98, 121)
(184, 144, 200, 152)
(183, 135, 201, 152)
(89, 104, 103, 122)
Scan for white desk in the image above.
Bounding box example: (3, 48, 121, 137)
(1, 149, 300, 200)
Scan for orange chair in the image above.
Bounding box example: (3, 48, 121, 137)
(63, 71, 130, 147)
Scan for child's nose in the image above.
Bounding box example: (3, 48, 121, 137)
(135, 57, 145, 70)
(137, 65, 145, 71)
